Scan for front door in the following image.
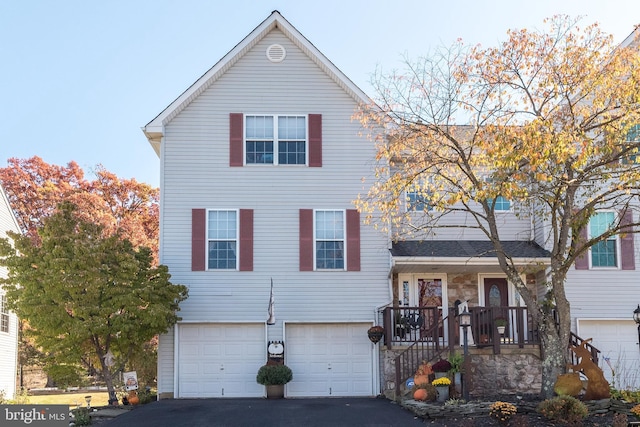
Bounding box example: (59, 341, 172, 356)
(484, 278, 508, 308)
(397, 275, 448, 341)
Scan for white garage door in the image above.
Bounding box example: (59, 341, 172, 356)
(178, 323, 266, 398)
(577, 319, 640, 390)
(286, 323, 374, 397)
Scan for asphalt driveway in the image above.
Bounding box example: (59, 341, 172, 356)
(101, 397, 426, 427)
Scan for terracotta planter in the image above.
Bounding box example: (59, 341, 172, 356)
(266, 385, 285, 399)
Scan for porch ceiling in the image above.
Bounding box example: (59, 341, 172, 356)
(390, 240, 551, 274)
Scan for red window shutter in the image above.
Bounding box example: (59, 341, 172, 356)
(239, 209, 254, 271)
(346, 209, 361, 271)
(192, 209, 206, 271)
(574, 224, 589, 270)
(620, 209, 635, 270)
(299, 209, 314, 271)
(230, 113, 243, 167)
(308, 114, 322, 167)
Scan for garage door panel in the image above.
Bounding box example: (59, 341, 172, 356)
(578, 320, 640, 390)
(286, 323, 373, 397)
(178, 324, 265, 398)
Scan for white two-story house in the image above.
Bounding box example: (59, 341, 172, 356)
(0, 185, 19, 400)
(143, 11, 390, 399)
(144, 12, 640, 398)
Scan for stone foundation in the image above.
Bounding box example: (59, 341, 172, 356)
(379, 345, 542, 399)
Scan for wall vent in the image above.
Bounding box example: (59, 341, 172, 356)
(266, 44, 286, 63)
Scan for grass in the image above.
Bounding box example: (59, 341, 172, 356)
(28, 392, 111, 407)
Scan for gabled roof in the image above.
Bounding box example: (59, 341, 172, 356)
(142, 10, 372, 155)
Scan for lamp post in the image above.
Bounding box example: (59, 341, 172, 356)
(459, 307, 471, 401)
(633, 305, 640, 351)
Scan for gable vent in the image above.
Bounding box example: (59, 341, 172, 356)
(266, 44, 286, 63)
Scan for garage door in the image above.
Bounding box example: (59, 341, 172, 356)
(286, 323, 373, 397)
(178, 323, 265, 397)
(577, 319, 640, 390)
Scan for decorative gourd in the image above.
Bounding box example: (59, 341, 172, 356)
(413, 388, 428, 401)
(413, 374, 429, 386)
(128, 391, 140, 405)
(415, 362, 432, 376)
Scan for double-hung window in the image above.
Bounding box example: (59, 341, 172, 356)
(207, 210, 237, 269)
(406, 189, 431, 212)
(0, 294, 8, 333)
(491, 196, 511, 211)
(590, 211, 618, 268)
(315, 210, 345, 270)
(245, 115, 306, 165)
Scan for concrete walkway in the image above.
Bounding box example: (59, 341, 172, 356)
(99, 398, 427, 427)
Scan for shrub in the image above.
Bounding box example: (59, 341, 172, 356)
(537, 395, 588, 425)
(256, 364, 293, 385)
(631, 403, 640, 419)
(489, 401, 517, 425)
(71, 407, 91, 426)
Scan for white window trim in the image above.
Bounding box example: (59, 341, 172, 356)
(244, 114, 308, 166)
(313, 209, 347, 271)
(206, 209, 239, 271)
(588, 211, 620, 270)
(0, 294, 8, 334)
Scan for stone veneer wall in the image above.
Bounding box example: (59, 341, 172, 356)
(467, 348, 543, 397)
(379, 346, 542, 400)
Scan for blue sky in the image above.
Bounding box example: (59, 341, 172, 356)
(1, 1, 638, 188)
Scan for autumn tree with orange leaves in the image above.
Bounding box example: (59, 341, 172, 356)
(0, 156, 159, 260)
(356, 16, 640, 397)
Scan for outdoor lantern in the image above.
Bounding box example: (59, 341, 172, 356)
(459, 307, 471, 328)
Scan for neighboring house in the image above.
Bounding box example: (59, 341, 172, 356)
(143, 11, 390, 398)
(0, 185, 19, 400)
(144, 12, 640, 398)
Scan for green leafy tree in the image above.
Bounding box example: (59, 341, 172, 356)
(0, 202, 188, 401)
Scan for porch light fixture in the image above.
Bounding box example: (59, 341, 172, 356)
(459, 307, 471, 401)
(634, 304, 640, 351)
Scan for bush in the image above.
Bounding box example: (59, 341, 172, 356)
(71, 407, 91, 426)
(256, 364, 292, 385)
(537, 395, 588, 425)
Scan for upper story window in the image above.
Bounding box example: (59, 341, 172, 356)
(406, 189, 431, 212)
(489, 195, 512, 211)
(621, 124, 640, 164)
(589, 211, 618, 268)
(315, 210, 345, 270)
(0, 294, 8, 333)
(245, 115, 306, 165)
(208, 210, 237, 270)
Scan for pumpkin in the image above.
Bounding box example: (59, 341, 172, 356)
(413, 388, 428, 401)
(128, 391, 140, 405)
(413, 374, 429, 386)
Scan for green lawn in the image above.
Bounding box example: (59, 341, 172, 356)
(28, 392, 111, 407)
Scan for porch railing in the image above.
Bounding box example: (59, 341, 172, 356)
(383, 305, 540, 350)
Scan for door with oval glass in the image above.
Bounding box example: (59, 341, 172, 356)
(484, 278, 509, 336)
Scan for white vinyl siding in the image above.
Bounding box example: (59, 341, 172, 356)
(155, 27, 389, 397)
(0, 186, 19, 400)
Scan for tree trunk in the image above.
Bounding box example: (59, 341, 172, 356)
(538, 314, 565, 398)
(101, 364, 117, 404)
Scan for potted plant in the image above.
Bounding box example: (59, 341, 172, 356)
(367, 325, 384, 343)
(432, 376, 451, 402)
(256, 364, 293, 399)
(447, 353, 463, 393)
(495, 317, 508, 334)
(431, 359, 452, 378)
